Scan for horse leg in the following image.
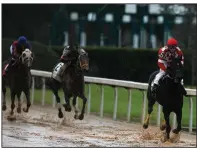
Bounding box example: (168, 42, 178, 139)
(54, 89, 63, 118)
(161, 108, 171, 142)
(160, 120, 167, 131)
(10, 90, 16, 115)
(48, 78, 63, 118)
(63, 94, 72, 112)
(143, 98, 155, 129)
(2, 79, 7, 111)
(72, 96, 79, 119)
(23, 90, 31, 113)
(16, 92, 22, 113)
(172, 110, 182, 134)
(78, 94, 87, 120)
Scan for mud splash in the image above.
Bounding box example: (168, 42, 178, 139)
(2, 105, 196, 147)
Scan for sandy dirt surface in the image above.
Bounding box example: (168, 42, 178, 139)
(2, 104, 196, 147)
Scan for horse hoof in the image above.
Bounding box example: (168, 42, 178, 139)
(78, 114, 84, 120)
(160, 125, 166, 131)
(2, 105, 7, 111)
(74, 114, 78, 119)
(17, 108, 21, 113)
(63, 104, 72, 112)
(58, 112, 63, 118)
(143, 124, 148, 129)
(23, 108, 28, 113)
(172, 129, 179, 134)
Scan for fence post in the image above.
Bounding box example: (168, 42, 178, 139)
(157, 103, 161, 126)
(42, 78, 46, 106)
(113, 87, 118, 120)
(141, 90, 147, 124)
(127, 89, 132, 122)
(189, 97, 193, 133)
(52, 94, 56, 107)
(31, 77, 35, 104)
(100, 85, 104, 118)
(87, 84, 91, 115)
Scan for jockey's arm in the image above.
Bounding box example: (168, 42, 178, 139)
(158, 48, 168, 71)
(179, 50, 184, 66)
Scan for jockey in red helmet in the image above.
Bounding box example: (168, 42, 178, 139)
(151, 37, 187, 96)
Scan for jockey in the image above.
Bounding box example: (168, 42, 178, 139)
(151, 37, 187, 96)
(3, 36, 31, 76)
(51, 43, 87, 83)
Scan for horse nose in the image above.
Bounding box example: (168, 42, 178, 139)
(27, 58, 33, 67)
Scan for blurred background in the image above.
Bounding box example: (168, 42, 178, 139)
(2, 4, 197, 86)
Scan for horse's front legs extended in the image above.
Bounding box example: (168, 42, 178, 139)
(78, 94, 87, 120)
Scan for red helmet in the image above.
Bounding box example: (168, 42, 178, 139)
(167, 38, 178, 46)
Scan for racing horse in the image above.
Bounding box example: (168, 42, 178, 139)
(2, 49, 34, 116)
(143, 57, 186, 142)
(47, 50, 89, 120)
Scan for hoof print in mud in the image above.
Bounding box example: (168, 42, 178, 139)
(2, 105, 7, 111)
(78, 114, 84, 120)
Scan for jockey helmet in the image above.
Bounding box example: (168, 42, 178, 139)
(18, 36, 27, 46)
(167, 38, 177, 52)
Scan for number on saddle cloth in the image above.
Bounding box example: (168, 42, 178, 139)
(51, 62, 64, 82)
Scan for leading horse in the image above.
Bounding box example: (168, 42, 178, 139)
(143, 57, 186, 142)
(47, 50, 89, 120)
(2, 49, 34, 116)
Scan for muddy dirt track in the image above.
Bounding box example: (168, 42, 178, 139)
(2, 104, 196, 147)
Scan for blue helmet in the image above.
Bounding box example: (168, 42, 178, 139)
(18, 36, 27, 45)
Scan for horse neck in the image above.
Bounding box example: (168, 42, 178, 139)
(15, 64, 30, 77)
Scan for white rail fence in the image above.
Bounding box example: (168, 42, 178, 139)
(30, 69, 196, 134)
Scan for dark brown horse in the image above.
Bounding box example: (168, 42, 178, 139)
(143, 57, 186, 142)
(47, 50, 89, 120)
(2, 49, 34, 116)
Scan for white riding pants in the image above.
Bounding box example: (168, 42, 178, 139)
(153, 69, 166, 85)
(152, 69, 184, 86)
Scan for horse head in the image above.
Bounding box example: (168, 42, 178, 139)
(19, 48, 34, 68)
(164, 56, 183, 84)
(78, 52, 89, 72)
